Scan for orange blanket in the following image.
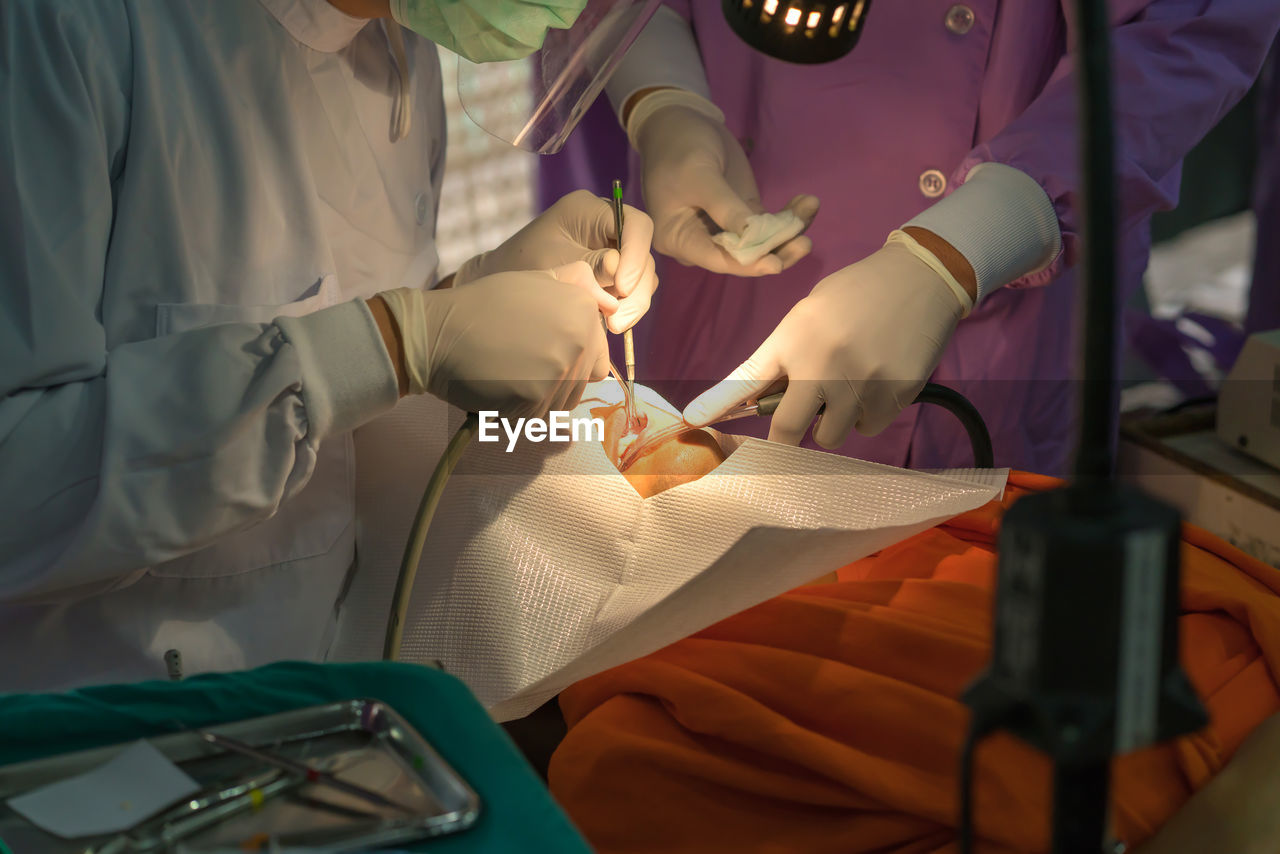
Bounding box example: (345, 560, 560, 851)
(549, 472, 1280, 853)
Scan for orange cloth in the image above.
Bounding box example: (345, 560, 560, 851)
(549, 472, 1280, 853)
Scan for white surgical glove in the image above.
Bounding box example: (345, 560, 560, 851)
(378, 262, 610, 419)
(629, 90, 819, 276)
(684, 162, 1063, 449)
(683, 240, 966, 448)
(455, 190, 658, 334)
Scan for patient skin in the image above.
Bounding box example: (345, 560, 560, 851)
(592, 401, 726, 499)
(595, 399, 841, 584)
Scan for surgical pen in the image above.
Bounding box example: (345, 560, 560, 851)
(196, 730, 417, 816)
(613, 180, 636, 402)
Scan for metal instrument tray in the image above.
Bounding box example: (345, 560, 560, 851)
(0, 699, 480, 852)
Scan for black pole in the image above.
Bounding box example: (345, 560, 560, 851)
(1073, 0, 1119, 484)
(1052, 762, 1111, 854)
(964, 2, 1205, 852)
(1057, 3, 1121, 848)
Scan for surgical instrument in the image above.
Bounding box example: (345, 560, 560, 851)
(88, 768, 298, 854)
(609, 360, 644, 434)
(599, 312, 642, 434)
(611, 179, 642, 436)
(196, 731, 416, 817)
(613, 180, 636, 404)
(618, 383, 994, 471)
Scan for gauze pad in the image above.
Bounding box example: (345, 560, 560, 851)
(389, 382, 1006, 720)
(711, 211, 806, 266)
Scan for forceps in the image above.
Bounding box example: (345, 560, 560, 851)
(618, 383, 995, 470)
(617, 392, 788, 470)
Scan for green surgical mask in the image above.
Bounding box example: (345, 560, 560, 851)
(389, 0, 588, 63)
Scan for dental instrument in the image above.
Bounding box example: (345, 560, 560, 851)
(88, 768, 298, 854)
(614, 180, 637, 410)
(195, 731, 417, 817)
(611, 179, 643, 437)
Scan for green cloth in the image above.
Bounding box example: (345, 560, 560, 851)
(0, 662, 591, 853)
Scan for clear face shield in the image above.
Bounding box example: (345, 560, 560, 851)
(455, 0, 663, 154)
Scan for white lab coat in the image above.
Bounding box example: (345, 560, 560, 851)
(0, 0, 447, 691)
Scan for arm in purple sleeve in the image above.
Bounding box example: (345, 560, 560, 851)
(958, 0, 1280, 288)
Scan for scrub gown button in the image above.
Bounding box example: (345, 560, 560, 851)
(414, 191, 428, 225)
(919, 169, 947, 198)
(945, 5, 976, 35)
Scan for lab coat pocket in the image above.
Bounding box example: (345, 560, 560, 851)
(155, 275, 342, 336)
(148, 275, 355, 580)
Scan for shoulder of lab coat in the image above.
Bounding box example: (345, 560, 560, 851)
(957, 0, 1280, 289)
(604, 4, 709, 124)
(0, 1, 398, 602)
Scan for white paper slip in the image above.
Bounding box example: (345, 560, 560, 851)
(6, 739, 200, 839)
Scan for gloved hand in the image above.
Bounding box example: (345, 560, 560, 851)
(378, 262, 610, 419)
(633, 99, 819, 276)
(682, 241, 967, 448)
(455, 190, 658, 334)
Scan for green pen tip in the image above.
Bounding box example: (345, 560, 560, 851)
(612, 181, 622, 199)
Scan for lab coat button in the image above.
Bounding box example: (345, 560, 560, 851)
(919, 169, 947, 198)
(945, 5, 976, 35)
(414, 192, 428, 225)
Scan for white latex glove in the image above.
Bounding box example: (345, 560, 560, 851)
(378, 262, 610, 419)
(455, 190, 658, 334)
(634, 100, 819, 276)
(683, 243, 966, 448)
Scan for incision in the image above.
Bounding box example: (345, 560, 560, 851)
(592, 400, 727, 499)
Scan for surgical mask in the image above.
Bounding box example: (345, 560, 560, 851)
(389, 0, 588, 63)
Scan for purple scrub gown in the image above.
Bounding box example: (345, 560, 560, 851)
(543, 1, 1280, 475)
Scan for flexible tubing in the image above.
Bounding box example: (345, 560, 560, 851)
(383, 413, 479, 661)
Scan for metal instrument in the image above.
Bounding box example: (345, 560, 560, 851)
(613, 180, 636, 400)
(0, 701, 479, 854)
(196, 731, 417, 817)
(88, 768, 301, 854)
(617, 383, 994, 471)
(611, 180, 641, 434)
(617, 392, 785, 470)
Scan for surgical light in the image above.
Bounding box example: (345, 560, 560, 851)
(721, 0, 870, 64)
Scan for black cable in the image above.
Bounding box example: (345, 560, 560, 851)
(757, 383, 995, 467)
(1052, 762, 1112, 853)
(1073, 0, 1120, 483)
(914, 383, 995, 469)
(957, 714, 994, 854)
